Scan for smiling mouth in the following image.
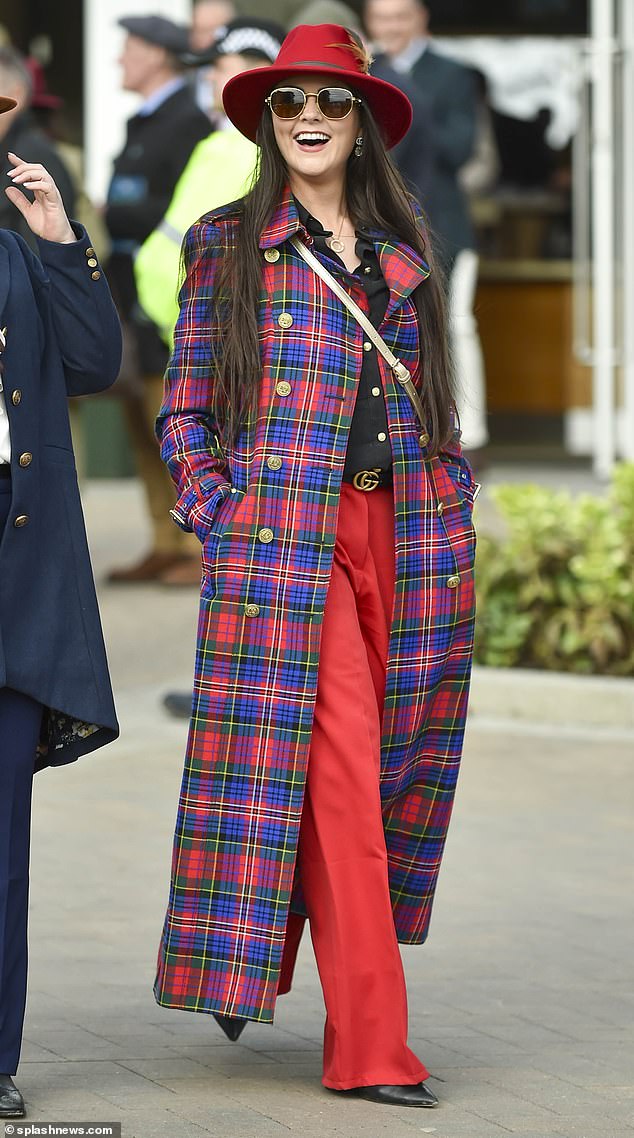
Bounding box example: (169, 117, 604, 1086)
(294, 132, 331, 150)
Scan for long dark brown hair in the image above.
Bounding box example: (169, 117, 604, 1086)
(209, 96, 454, 454)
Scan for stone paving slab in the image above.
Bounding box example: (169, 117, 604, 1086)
(11, 477, 634, 1138)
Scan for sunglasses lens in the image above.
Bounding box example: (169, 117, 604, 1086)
(269, 88, 305, 118)
(318, 88, 354, 118)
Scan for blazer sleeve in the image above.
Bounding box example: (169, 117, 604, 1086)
(156, 217, 232, 543)
(35, 225, 122, 395)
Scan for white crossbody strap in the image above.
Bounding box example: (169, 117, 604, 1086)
(290, 236, 427, 431)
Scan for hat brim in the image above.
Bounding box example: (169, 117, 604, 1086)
(0, 96, 18, 115)
(222, 65, 412, 150)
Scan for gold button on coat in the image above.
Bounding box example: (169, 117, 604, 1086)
(258, 527, 274, 544)
(371, 386, 380, 396)
(419, 432, 430, 447)
(245, 603, 260, 617)
(363, 341, 373, 352)
(266, 456, 282, 471)
(91, 270, 101, 281)
(11, 389, 22, 406)
(277, 312, 293, 329)
(87, 257, 98, 268)
(264, 248, 280, 262)
(276, 380, 291, 396)
(447, 574, 461, 589)
(19, 452, 32, 467)
(85, 247, 95, 257)
(14, 514, 29, 527)
(377, 431, 387, 442)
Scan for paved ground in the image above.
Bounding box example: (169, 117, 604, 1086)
(15, 474, 634, 1138)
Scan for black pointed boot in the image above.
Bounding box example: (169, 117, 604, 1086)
(213, 1013, 247, 1041)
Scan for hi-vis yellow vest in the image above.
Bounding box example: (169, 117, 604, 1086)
(134, 128, 258, 345)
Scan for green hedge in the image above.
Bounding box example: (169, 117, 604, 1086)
(474, 462, 634, 676)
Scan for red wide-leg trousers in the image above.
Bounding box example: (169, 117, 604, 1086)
(281, 483, 428, 1091)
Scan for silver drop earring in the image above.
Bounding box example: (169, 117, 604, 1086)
(354, 135, 364, 157)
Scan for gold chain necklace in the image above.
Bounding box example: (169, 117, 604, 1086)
(327, 216, 355, 254)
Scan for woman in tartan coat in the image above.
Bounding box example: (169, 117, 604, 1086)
(155, 24, 477, 1107)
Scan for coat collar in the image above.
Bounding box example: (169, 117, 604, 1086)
(258, 186, 430, 319)
(370, 230, 430, 322)
(259, 187, 306, 249)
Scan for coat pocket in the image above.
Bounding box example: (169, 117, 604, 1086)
(429, 456, 477, 626)
(42, 444, 77, 471)
(439, 451, 479, 508)
(200, 488, 245, 596)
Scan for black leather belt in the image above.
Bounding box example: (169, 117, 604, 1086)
(343, 467, 393, 491)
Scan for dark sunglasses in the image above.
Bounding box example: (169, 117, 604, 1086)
(265, 86, 362, 121)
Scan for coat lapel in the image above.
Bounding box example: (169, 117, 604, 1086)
(369, 232, 430, 323)
(259, 188, 306, 249)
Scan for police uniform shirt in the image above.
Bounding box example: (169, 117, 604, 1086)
(296, 202, 392, 482)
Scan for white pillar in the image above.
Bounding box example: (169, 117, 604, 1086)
(620, 0, 634, 461)
(84, 0, 192, 207)
(590, 0, 617, 477)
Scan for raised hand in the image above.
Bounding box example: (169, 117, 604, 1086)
(5, 152, 75, 244)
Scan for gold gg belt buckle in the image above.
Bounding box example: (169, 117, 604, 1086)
(352, 468, 381, 491)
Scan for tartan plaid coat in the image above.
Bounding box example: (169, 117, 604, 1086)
(155, 188, 477, 1022)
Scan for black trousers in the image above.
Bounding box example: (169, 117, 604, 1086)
(0, 475, 43, 1074)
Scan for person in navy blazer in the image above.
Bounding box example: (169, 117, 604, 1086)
(364, 0, 489, 459)
(0, 92, 122, 1121)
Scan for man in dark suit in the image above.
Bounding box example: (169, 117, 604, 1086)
(364, 0, 489, 459)
(0, 118, 121, 1118)
(105, 15, 211, 583)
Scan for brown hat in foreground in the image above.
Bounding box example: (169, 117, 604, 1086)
(0, 95, 17, 113)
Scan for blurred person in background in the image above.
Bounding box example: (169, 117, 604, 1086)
(135, 18, 285, 356)
(190, 0, 236, 52)
(135, 17, 284, 631)
(188, 0, 237, 119)
(364, 0, 489, 465)
(104, 15, 211, 585)
(0, 114, 121, 1118)
(0, 46, 75, 246)
(154, 22, 477, 1107)
(136, 16, 285, 589)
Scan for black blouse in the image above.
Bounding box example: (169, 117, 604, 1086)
(296, 202, 393, 482)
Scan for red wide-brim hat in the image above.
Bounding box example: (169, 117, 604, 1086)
(0, 96, 17, 114)
(222, 23, 412, 150)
